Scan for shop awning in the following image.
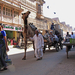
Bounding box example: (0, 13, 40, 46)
(3, 24, 23, 32)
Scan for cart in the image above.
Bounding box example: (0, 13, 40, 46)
(43, 38, 59, 53)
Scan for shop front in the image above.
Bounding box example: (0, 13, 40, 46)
(3, 24, 23, 41)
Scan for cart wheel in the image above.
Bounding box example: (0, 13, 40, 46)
(55, 43, 59, 52)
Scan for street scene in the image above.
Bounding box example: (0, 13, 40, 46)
(0, 0, 75, 75)
(1, 45, 75, 75)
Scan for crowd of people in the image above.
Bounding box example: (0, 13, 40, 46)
(43, 30, 59, 43)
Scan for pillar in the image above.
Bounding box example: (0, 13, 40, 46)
(13, 31, 17, 41)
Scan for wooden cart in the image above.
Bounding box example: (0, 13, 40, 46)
(43, 39, 59, 53)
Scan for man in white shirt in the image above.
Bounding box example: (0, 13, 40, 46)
(30, 30, 44, 60)
(71, 32, 75, 48)
(71, 32, 75, 38)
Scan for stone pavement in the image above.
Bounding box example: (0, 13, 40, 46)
(0, 45, 75, 75)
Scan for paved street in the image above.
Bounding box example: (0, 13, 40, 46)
(1, 45, 75, 75)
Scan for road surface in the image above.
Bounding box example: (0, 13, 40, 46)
(1, 45, 75, 75)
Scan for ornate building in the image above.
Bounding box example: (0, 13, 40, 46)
(0, 0, 45, 40)
(0, 0, 72, 39)
(0, 0, 23, 40)
(20, 0, 46, 31)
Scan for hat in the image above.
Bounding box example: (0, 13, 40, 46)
(35, 29, 39, 32)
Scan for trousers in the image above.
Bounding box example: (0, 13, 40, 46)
(35, 47, 43, 59)
(0, 44, 6, 68)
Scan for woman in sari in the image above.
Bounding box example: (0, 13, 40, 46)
(0, 23, 9, 71)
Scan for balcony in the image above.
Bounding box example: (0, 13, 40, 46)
(0, 0, 23, 11)
(2, 0, 21, 7)
(36, 13, 44, 20)
(19, 0, 36, 10)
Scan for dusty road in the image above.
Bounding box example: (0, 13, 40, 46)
(1, 46, 75, 75)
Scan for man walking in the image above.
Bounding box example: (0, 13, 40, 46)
(30, 30, 44, 60)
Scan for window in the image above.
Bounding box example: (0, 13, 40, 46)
(3, 7, 5, 15)
(11, 10, 12, 16)
(0, 6, 1, 14)
(6, 8, 10, 16)
(14, 11, 19, 18)
(38, 4, 41, 14)
(3, 7, 12, 16)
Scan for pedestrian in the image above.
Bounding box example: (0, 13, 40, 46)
(0, 23, 9, 71)
(13, 37, 15, 45)
(71, 32, 75, 38)
(71, 32, 75, 48)
(64, 32, 71, 51)
(17, 37, 22, 48)
(29, 30, 44, 60)
(10, 38, 13, 45)
(65, 32, 71, 42)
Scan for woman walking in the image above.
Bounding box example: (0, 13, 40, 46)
(0, 23, 9, 71)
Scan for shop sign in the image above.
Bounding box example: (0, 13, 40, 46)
(3, 25, 22, 31)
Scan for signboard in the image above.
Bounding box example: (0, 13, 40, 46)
(3, 25, 23, 31)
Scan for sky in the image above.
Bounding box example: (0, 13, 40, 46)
(43, 0, 75, 28)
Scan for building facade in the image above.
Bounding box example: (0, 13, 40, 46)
(0, 0, 23, 40)
(0, 0, 45, 40)
(0, 0, 73, 40)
